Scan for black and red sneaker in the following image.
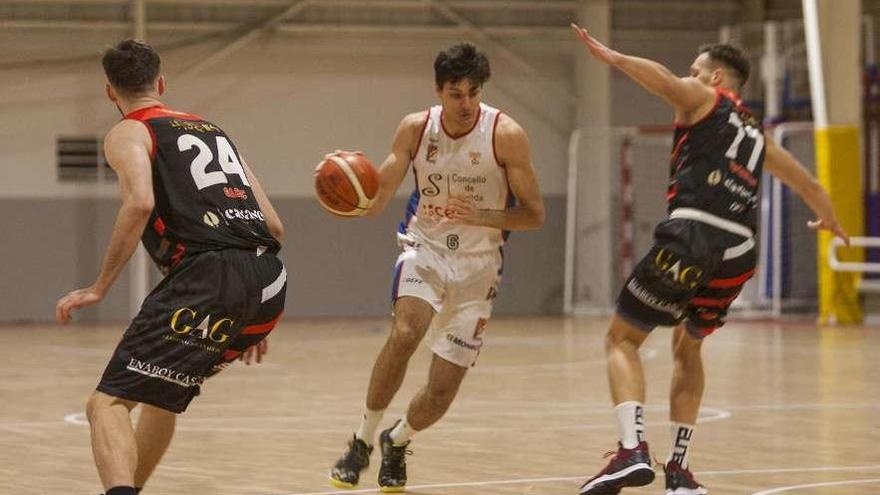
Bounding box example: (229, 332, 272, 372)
(579, 442, 655, 494)
(664, 461, 707, 495)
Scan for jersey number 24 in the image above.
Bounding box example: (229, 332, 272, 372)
(177, 134, 251, 190)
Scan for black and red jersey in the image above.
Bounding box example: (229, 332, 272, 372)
(667, 89, 765, 230)
(124, 105, 279, 273)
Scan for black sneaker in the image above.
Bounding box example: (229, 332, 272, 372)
(579, 442, 656, 494)
(329, 434, 373, 489)
(377, 424, 412, 492)
(664, 461, 707, 495)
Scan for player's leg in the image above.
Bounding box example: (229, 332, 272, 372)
(86, 391, 139, 493)
(377, 354, 467, 492)
(664, 252, 753, 495)
(331, 247, 441, 489)
(403, 353, 467, 431)
(366, 296, 436, 412)
(581, 224, 713, 495)
(133, 404, 177, 491)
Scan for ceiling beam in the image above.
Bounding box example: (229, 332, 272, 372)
(174, 0, 312, 83)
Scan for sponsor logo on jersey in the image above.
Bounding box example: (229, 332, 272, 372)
(653, 248, 704, 289)
(728, 160, 758, 187)
(224, 208, 265, 222)
(420, 173, 443, 197)
(446, 333, 481, 351)
(403, 277, 423, 285)
(707, 169, 723, 186)
(473, 318, 487, 342)
(126, 357, 205, 388)
(165, 308, 234, 354)
(469, 151, 481, 166)
(426, 141, 439, 164)
(486, 286, 498, 301)
(450, 174, 487, 185)
(203, 211, 221, 227)
(223, 187, 248, 200)
(626, 278, 685, 318)
(169, 119, 219, 133)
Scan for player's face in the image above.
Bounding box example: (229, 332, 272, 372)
(437, 79, 482, 129)
(689, 53, 721, 87)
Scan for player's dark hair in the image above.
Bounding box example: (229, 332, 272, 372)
(434, 43, 491, 89)
(698, 43, 750, 88)
(102, 39, 161, 95)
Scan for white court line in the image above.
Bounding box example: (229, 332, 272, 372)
(56, 406, 730, 433)
(279, 466, 880, 495)
(752, 478, 880, 494)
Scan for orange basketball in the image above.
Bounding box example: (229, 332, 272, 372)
(314, 151, 379, 217)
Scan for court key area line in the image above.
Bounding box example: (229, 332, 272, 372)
(280, 465, 880, 495)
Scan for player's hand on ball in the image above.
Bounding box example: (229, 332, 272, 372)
(447, 196, 478, 225)
(240, 339, 268, 365)
(56, 286, 105, 325)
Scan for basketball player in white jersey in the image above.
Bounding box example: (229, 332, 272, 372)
(328, 43, 545, 492)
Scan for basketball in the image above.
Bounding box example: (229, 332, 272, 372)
(314, 151, 379, 217)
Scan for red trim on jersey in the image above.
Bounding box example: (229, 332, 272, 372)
(241, 312, 283, 336)
(689, 296, 736, 308)
(440, 106, 481, 140)
(674, 89, 722, 129)
(411, 109, 431, 160)
(492, 111, 503, 167)
(707, 269, 755, 288)
(153, 216, 166, 236)
(670, 131, 690, 170)
(123, 105, 204, 161)
(124, 105, 203, 122)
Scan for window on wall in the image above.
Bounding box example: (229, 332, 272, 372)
(56, 136, 114, 182)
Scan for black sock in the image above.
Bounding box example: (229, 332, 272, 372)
(107, 487, 137, 495)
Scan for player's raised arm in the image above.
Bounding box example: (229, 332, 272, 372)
(56, 120, 154, 324)
(764, 135, 849, 244)
(571, 23, 714, 117)
(366, 111, 426, 217)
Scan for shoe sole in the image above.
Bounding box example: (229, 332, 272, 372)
(580, 465, 656, 494)
(328, 476, 357, 489)
(379, 486, 406, 493)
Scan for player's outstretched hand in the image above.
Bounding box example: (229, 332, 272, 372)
(570, 23, 621, 66)
(241, 339, 268, 365)
(447, 196, 477, 225)
(56, 286, 104, 325)
(808, 218, 850, 246)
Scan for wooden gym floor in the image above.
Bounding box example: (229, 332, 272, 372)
(1, 316, 878, 494)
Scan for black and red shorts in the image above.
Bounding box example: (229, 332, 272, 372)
(616, 216, 755, 338)
(97, 248, 286, 413)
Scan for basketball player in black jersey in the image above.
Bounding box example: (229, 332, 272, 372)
(570, 25, 849, 495)
(54, 40, 286, 495)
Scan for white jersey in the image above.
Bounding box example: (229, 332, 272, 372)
(399, 103, 511, 254)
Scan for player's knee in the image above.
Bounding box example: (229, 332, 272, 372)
(85, 392, 109, 422)
(389, 319, 427, 354)
(605, 329, 639, 353)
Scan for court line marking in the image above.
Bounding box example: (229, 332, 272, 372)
(752, 478, 880, 494)
(278, 466, 880, 495)
(56, 407, 730, 432)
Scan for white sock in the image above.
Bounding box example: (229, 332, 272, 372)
(355, 408, 385, 446)
(615, 401, 646, 449)
(389, 417, 416, 446)
(667, 422, 694, 468)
